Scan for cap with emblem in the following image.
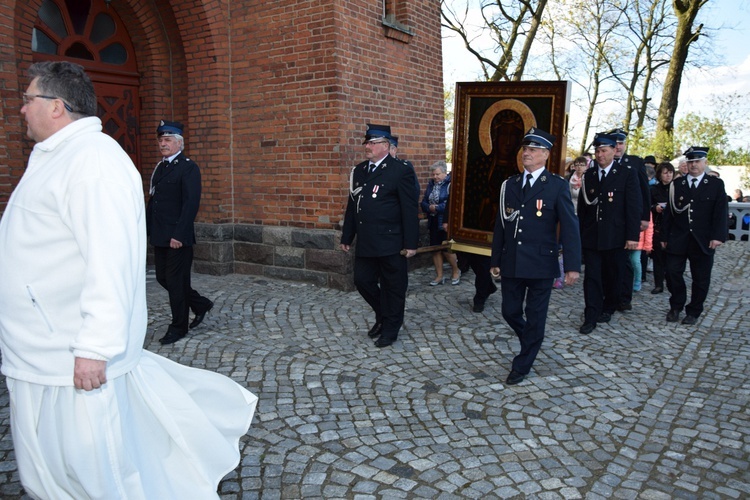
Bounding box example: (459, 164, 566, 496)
(520, 127, 555, 149)
(683, 146, 709, 161)
(157, 120, 184, 137)
(593, 132, 617, 148)
(605, 128, 627, 142)
(363, 123, 392, 144)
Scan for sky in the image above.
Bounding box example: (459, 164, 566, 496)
(441, 0, 750, 150)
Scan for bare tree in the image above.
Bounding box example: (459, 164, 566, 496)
(542, 0, 625, 153)
(608, 0, 673, 132)
(441, 0, 549, 81)
(655, 0, 709, 139)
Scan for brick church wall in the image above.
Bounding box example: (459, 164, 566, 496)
(1, 0, 445, 290)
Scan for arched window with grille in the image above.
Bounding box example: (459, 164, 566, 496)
(32, 0, 142, 171)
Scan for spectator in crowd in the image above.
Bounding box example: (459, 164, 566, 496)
(662, 147, 728, 325)
(644, 155, 657, 170)
(674, 156, 688, 178)
(568, 156, 588, 211)
(732, 189, 743, 202)
(421, 161, 461, 285)
(649, 162, 675, 294)
(630, 214, 653, 292)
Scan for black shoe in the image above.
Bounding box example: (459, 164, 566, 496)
(472, 302, 485, 313)
(617, 302, 632, 312)
(666, 309, 680, 322)
(367, 322, 383, 338)
(597, 312, 612, 323)
(579, 322, 596, 335)
(650, 287, 663, 294)
(159, 329, 187, 345)
(374, 336, 395, 348)
(189, 301, 214, 329)
(505, 370, 526, 385)
(681, 315, 698, 325)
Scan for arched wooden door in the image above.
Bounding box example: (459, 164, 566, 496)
(31, 0, 141, 171)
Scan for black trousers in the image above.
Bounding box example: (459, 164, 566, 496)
(583, 247, 626, 323)
(665, 238, 714, 317)
(154, 245, 212, 333)
(501, 277, 554, 375)
(621, 253, 634, 306)
(467, 254, 497, 306)
(353, 253, 408, 341)
(651, 238, 668, 288)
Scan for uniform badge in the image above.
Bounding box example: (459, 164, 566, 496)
(540, 176, 547, 182)
(608, 191, 614, 202)
(372, 185, 379, 198)
(506, 207, 514, 214)
(536, 199, 543, 216)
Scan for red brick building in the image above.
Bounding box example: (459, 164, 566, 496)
(0, 0, 445, 289)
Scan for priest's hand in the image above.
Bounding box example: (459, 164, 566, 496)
(74, 358, 107, 391)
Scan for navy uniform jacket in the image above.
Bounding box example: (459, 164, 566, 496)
(490, 169, 581, 279)
(146, 152, 201, 247)
(341, 154, 419, 257)
(577, 162, 642, 250)
(618, 155, 651, 222)
(396, 157, 421, 200)
(661, 175, 728, 255)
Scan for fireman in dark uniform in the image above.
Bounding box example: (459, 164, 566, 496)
(340, 124, 419, 348)
(577, 132, 642, 335)
(490, 128, 581, 385)
(661, 146, 728, 325)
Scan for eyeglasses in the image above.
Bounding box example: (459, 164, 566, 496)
(365, 139, 390, 146)
(22, 93, 78, 114)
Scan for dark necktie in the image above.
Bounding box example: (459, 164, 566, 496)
(368, 163, 376, 174)
(600, 169, 606, 183)
(691, 178, 697, 189)
(523, 173, 533, 194)
(155, 159, 168, 175)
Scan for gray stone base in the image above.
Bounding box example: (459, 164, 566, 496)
(191, 222, 434, 291)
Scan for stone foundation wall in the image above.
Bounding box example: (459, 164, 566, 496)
(191, 222, 433, 291)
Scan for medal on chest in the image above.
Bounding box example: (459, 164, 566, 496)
(608, 192, 614, 202)
(372, 185, 379, 198)
(536, 199, 543, 217)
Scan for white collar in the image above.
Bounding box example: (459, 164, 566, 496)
(164, 151, 181, 163)
(688, 173, 705, 185)
(523, 168, 544, 185)
(598, 161, 614, 175)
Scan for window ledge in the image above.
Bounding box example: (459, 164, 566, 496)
(382, 17, 413, 43)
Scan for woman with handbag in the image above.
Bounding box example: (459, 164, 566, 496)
(421, 161, 461, 285)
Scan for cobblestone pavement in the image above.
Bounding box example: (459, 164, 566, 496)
(0, 242, 748, 499)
